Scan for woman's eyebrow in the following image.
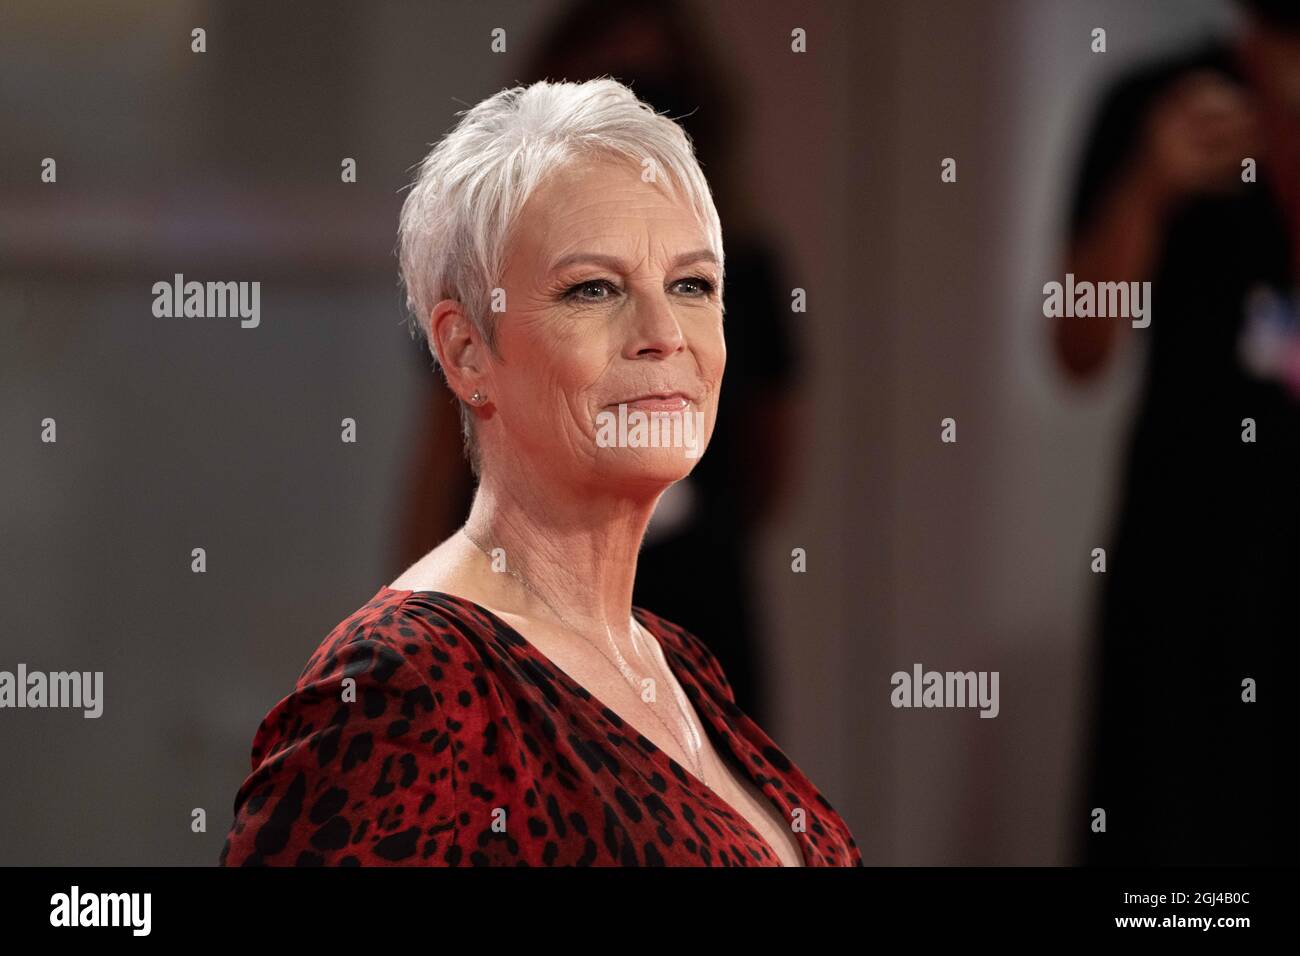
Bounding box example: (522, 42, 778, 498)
(546, 249, 718, 275)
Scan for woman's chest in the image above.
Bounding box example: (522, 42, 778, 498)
(461, 690, 797, 865)
(472, 615, 811, 865)
(708, 756, 806, 867)
(542, 651, 804, 863)
(473, 741, 798, 866)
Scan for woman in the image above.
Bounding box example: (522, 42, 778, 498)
(220, 78, 860, 867)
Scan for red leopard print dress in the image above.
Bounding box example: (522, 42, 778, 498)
(220, 587, 862, 866)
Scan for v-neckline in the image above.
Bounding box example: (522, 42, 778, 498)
(387, 586, 808, 867)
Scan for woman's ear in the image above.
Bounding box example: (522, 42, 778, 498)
(430, 299, 484, 401)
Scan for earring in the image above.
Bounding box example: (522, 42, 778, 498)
(470, 390, 484, 405)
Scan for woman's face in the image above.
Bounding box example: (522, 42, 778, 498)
(482, 156, 725, 493)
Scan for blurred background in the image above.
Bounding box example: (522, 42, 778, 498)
(0, 0, 1290, 865)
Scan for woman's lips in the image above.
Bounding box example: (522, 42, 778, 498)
(611, 395, 691, 412)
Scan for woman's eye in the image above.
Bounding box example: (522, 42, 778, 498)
(565, 279, 618, 301)
(562, 276, 715, 301)
(673, 276, 716, 296)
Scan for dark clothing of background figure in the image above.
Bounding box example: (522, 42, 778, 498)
(633, 233, 801, 731)
(1072, 38, 1297, 865)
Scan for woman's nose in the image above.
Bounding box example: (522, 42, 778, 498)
(625, 288, 686, 357)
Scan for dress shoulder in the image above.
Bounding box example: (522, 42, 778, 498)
(220, 587, 462, 866)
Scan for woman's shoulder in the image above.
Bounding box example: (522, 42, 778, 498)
(246, 587, 504, 763)
(244, 589, 447, 767)
(290, 586, 513, 699)
(224, 586, 477, 865)
(306, 584, 503, 661)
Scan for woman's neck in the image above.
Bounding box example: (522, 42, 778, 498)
(461, 469, 660, 635)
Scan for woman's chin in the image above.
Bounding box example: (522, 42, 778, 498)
(590, 447, 703, 489)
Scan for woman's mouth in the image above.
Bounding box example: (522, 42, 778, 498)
(611, 394, 692, 412)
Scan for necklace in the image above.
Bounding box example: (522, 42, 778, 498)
(459, 526, 709, 787)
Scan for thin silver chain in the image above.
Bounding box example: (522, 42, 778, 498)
(459, 525, 709, 787)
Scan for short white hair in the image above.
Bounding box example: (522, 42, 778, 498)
(396, 76, 726, 476)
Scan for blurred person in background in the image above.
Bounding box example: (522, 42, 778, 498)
(1058, 0, 1299, 865)
(394, 0, 803, 729)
